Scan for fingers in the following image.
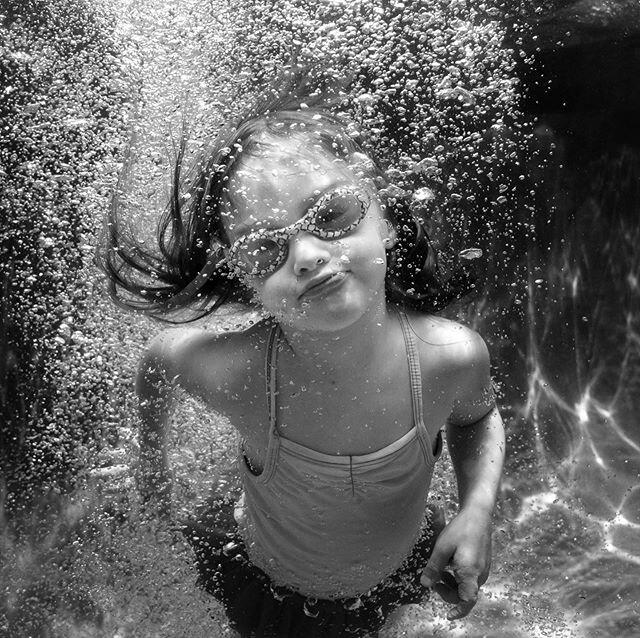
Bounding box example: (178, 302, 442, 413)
(419, 522, 488, 620)
(447, 598, 477, 621)
(420, 543, 451, 588)
(420, 563, 441, 589)
(422, 561, 481, 620)
(432, 571, 459, 604)
(446, 575, 479, 620)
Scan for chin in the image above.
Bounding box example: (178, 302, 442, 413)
(279, 293, 383, 334)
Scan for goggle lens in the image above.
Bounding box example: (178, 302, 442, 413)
(233, 236, 284, 275)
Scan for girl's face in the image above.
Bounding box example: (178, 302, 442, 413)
(223, 136, 390, 333)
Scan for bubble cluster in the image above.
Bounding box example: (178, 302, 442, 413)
(203, 0, 529, 286)
(0, 0, 133, 509)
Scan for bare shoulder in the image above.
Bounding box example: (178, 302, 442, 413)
(140, 319, 272, 400)
(404, 311, 495, 425)
(404, 311, 490, 370)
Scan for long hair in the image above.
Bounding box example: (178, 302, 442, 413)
(97, 87, 475, 321)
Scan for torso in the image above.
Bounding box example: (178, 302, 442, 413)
(164, 307, 472, 472)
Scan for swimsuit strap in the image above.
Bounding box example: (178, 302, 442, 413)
(265, 322, 281, 438)
(240, 322, 282, 483)
(395, 310, 427, 436)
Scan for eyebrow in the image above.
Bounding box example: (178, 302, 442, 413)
(230, 180, 352, 238)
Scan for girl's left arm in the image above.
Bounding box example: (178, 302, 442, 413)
(421, 331, 505, 619)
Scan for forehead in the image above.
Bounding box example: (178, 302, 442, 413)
(224, 136, 358, 234)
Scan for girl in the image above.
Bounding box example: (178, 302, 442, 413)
(101, 97, 505, 637)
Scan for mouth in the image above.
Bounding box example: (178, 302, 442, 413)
(299, 271, 348, 300)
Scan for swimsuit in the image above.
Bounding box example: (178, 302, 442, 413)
(237, 310, 442, 599)
(184, 311, 444, 637)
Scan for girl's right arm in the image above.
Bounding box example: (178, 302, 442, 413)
(135, 333, 181, 513)
(134, 325, 264, 514)
(135, 328, 220, 513)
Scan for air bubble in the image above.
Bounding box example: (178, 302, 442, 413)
(413, 187, 435, 202)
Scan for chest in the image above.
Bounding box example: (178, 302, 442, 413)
(226, 352, 450, 463)
(276, 371, 412, 453)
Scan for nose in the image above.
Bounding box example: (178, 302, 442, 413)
(289, 232, 332, 276)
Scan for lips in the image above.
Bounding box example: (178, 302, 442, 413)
(299, 271, 348, 299)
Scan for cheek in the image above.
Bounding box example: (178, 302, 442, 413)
(337, 230, 388, 272)
(244, 271, 293, 314)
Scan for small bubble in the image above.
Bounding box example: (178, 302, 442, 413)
(459, 248, 483, 261)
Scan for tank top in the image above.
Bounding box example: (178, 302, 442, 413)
(236, 311, 442, 600)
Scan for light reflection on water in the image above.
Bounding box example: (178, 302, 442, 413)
(2, 0, 639, 636)
(485, 142, 640, 636)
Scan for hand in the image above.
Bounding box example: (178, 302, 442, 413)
(420, 508, 492, 620)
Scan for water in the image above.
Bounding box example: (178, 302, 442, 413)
(1, 0, 639, 636)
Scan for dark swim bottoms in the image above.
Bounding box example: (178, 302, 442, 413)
(183, 496, 444, 638)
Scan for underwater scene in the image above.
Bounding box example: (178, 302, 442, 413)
(1, 0, 639, 636)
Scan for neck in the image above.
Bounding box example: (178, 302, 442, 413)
(277, 303, 396, 375)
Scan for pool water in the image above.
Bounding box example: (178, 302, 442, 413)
(2, 0, 639, 636)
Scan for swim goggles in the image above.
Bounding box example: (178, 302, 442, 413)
(226, 185, 371, 277)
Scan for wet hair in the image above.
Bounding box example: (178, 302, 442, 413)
(99, 94, 475, 321)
